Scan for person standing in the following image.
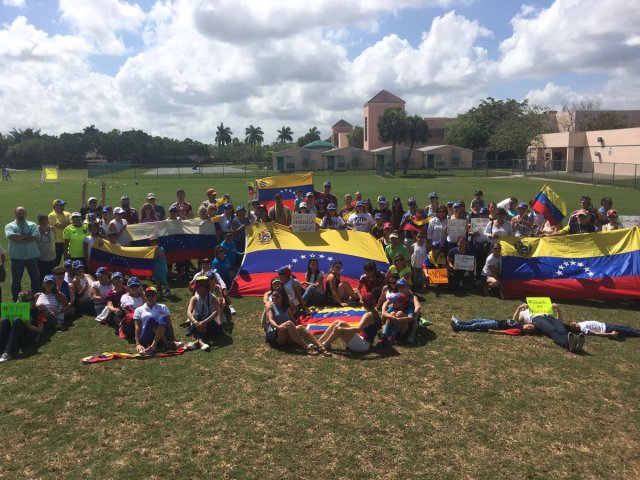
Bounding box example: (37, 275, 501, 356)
(48, 199, 71, 265)
(63, 212, 89, 263)
(5, 207, 40, 301)
(120, 195, 139, 224)
(36, 214, 57, 284)
(268, 193, 292, 226)
(146, 193, 165, 220)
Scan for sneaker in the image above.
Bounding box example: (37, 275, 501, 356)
(576, 333, 586, 351)
(567, 333, 578, 352)
(0, 352, 12, 363)
(418, 317, 432, 327)
(450, 315, 460, 332)
(55, 320, 64, 331)
(185, 342, 198, 351)
(229, 305, 237, 315)
(139, 346, 156, 356)
(200, 341, 211, 351)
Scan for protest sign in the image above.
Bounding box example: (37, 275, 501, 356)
(0, 302, 31, 322)
(619, 216, 640, 228)
(526, 297, 553, 315)
(454, 254, 475, 272)
(447, 218, 467, 239)
(291, 213, 317, 232)
(470, 218, 490, 233)
(423, 267, 448, 284)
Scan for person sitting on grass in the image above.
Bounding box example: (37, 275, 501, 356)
(71, 261, 95, 315)
(396, 278, 421, 343)
(96, 272, 127, 328)
(450, 316, 537, 335)
(317, 292, 382, 354)
(119, 277, 144, 340)
(90, 267, 113, 316)
(184, 276, 224, 351)
(514, 302, 584, 353)
(378, 292, 413, 346)
(324, 260, 358, 307)
(264, 286, 328, 356)
(34, 275, 69, 331)
(133, 286, 181, 356)
(564, 320, 640, 340)
(301, 258, 325, 308)
(0, 291, 50, 363)
(386, 253, 412, 287)
(206, 269, 233, 320)
(481, 243, 502, 296)
(356, 261, 386, 303)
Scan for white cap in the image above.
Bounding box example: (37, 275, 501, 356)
(113, 207, 124, 214)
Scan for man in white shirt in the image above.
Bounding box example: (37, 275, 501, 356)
(347, 201, 375, 232)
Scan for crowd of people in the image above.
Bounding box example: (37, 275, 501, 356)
(0, 178, 633, 362)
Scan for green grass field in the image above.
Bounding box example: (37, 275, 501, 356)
(0, 169, 638, 479)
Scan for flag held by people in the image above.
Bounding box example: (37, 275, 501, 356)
(234, 223, 389, 296)
(89, 238, 155, 277)
(255, 172, 313, 210)
(529, 184, 567, 226)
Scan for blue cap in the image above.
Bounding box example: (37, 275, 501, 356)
(397, 278, 408, 286)
(127, 276, 141, 287)
(277, 265, 292, 275)
(53, 199, 66, 206)
(479, 207, 489, 214)
(429, 192, 438, 199)
(518, 202, 529, 209)
(374, 213, 384, 220)
(453, 202, 462, 208)
(44, 274, 56, 283)
(327, 203, 337, 210)
(96, 267, 109, 276)
(432, 241, 442, 249)
(236, 205, 246, 212)
(72, 260, 85, 270)
(356, 201, 364, 207)
(112, 271, 124, 279)
(446, 201, 454, 207)
(121, 195, 129, 200)
(407, 197, 416, 206)
(64, 259, 73, 267)
(377, 196, 386, 203)
(323, 180, 331, 187)
(205, 269, 217, 278)
(102, 206, 111, 213)
(224, 202, 233, 209)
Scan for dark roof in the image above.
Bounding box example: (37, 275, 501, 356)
(364, 90, 405, 106)
(424, 117, 456, 129)
(303, 140, 336, 151)
(332, 119, 353, 128)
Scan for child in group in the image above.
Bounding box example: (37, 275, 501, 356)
(600, 209, 620, 231)
(410, 231, 428, 290)
(424, 241, 446, 268)
(150, 236, 170, 295)
(379, 292, 413, 346)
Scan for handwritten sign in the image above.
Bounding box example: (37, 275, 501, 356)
(619, 216, 640, 228)
(447, 218, 467, 239)
(470, 218, 490, 233)
(0, 302, 31, 322)
(526, 297, 553, 315)
(423, 267, 449, 284)
(454, 254, 475, 272)
(291, 213, 317, 232)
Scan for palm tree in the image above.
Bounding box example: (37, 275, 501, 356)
(378, 108, 408, 176)
(276, 126, 294, 144)
(215, 123, 233, 162)
(245, 125, 264, 163)
(403, 115, 429, 174)
(307, 126, 320, 142)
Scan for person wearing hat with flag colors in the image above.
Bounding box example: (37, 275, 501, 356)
(133, 286, 181, 356)
(71, 261, 95, 315)
(48, 198, 71, 265)
(347, 201, 375, 232)
(80, 179, 106, 221)
(90, 267, 113, 316)
(118, 276, 145, 339)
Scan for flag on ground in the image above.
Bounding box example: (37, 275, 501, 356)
(299, 306, 366, 335)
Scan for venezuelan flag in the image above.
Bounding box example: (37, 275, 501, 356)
(89, 238, 155, 277)
(234, 223, 389, 296)
(127, 220, 218, 263)
(501, 227, 640, 300)
(529, 184, 567, 226)
(403, 213, 430, 232)
(299, 306, 366, 335)
(247, 181, 256, 196)
(256, 172, 313, 210)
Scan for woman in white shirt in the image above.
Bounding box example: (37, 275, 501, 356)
(427, 206, 448, 248)
(484, 208, 512, 246)
(35, 275, 69, 331)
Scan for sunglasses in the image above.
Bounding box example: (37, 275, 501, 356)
(493, 247, 502, 251)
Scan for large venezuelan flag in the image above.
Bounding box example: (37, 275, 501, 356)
(501, 227, 640, 300)
(299, 306, 366, 335)
(89, 238, 155, 277)
(256, 172, 313, 209)
(235, 223, 389, 296)
(529, 184, 567, 226)
(126, 220, 218, 263)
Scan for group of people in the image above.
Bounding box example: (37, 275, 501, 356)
(0, 178, 632, 361)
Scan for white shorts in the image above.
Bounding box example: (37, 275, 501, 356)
(346, 333, 371, 353)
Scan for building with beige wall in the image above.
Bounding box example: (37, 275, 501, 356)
(528, 127, 640, 176)
(363, 90, 406, 151)
(331, 120, 353, 148)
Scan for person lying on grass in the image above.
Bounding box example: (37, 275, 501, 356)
(450, 316, 537, 335)
(564, 321, 640, 340)
(317, 292, 381, 354)
(133, 286, 181, 356)
(514, 302, 584, 353)
(264, 286, 329, 356)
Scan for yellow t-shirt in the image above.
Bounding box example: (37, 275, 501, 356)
(48, 210, 71, 244)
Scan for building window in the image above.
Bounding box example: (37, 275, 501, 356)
(364, 117, 368, 142)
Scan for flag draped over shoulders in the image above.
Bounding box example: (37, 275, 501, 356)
(500, 227, 640, 300)
(234, 223, 389, 296)
(255, 172, 313, 209)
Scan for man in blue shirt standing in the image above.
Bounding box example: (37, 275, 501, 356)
(5, 206, 40, 300)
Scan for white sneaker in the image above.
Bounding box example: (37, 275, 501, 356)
(0, 352, 12, 363)
(229, 305, 237, 315)
(200, 341, 211, 351)
(185, 342, 198, 351)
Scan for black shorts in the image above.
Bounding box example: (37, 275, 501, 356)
(265, 327, 280, 348)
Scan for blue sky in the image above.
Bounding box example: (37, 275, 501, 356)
(1, 0, 639, 142)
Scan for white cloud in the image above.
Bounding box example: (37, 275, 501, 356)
(2, 0, 26, 8)
(58, 0, 145, 55)
(524, 82, 590, 109)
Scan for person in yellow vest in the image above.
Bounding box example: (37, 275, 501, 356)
(48, 199, 71, 266)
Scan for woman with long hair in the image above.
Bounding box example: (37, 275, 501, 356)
(301, 258, 325, 307)
(139, 203, 158, 223)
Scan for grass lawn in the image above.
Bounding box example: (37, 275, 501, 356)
(0, 169, 638, 479)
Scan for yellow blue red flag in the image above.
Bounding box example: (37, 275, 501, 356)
(255, 172, 313, 209)
(529, 184, 567, 225)
(89, 238, 155, 277)
(501, 227, 640, 300)
(235, 223, 389, 296)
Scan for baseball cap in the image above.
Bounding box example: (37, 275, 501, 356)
(52, 199, 66, 207)
(607, 209, 618, 217)
(389, 292, 407, 305)
(147, 193, 156, 200)
(389, 233, 399, 239)
(236, 205, 246, 212)
(299, 202, 308, 209)
(71, 211, 82, 218)
(356, 201, 364, 207)
(72, 260, 85, 270)
(43, 274, 55, 283)
(113, 207, 124, 215)
(224, 202, 233, 209)
(88, 196, 98, 203)
(453, 202, 462, 208)
(397, 278, 408, 286)
(407, 197, 416, 206)
(432, 241, 442, 249)
(127, 277, 141, 287)
(374, 213, 384, 220)
(306, 192, 314, 197)
(479, 207, 489, 215)
(205, 270, 217, 278)
(96, 267, 109, 276)
(323, 180, 331, 187)
(111, 271, 124, 279)
(377, 196, 386, 203)
(446, 202, 454, 208)
(207, 188, 216, 195)
(327, 203, 337, 210)
(102, 206, 112, 213)
(517, 203, 529, 209)
(64, 259, 73, 268)
(383, 222, 392, 229)
(195, 275, 209, 283)
(121, 195, 129, 201)
(429, 192, 438, 200)
(277, 266, 292, 275)
(144, 286, 158, 294)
